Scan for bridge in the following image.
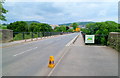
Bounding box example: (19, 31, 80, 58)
(1, 32, 118, 77)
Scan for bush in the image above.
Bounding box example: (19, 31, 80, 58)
(13, 33, 23, 40)
(13, 32, 43, 40)
(81, 21, 119, 45)
(67, 29, 74, 32)
(101, 37, 106, 45)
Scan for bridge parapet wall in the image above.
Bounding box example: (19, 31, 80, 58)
(0, 29, 13, 43)
(108, 32, 120, 52)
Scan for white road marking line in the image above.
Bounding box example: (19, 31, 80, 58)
(13, 47, 37, 56)
(48, 47, 69, 76)
(85, 46, 106, 47)
(65, 34, 79, 46)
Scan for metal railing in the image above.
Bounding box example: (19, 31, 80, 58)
(13, 32, 72, 41)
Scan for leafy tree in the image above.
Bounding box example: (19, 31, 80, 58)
(81, 21, 119, 45)
(39, 23, 52, 32)
(67, 29, 73, 32)
(0, 0, 8, 21)
(54, 27, 61, 32)
(7, 21, 28, 32)
(30, 23, 53, 32)
(116, 24, 120, 32)
(29, 22, 39, 32)
(54, 25, 66, 32)
(66, 26, 69, 31)
(59, 25, 66, 32)
(7, 21, 53, 32)
(71, 23, 78, 30)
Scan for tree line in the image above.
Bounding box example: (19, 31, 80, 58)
(7, 21, 79, 32)
(7, 21, 53, 32)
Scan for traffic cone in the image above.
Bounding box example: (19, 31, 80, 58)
(48, 56, 55, 68)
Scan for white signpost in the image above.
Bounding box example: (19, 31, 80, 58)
(85, 35, 95, 43)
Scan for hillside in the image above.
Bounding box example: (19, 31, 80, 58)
(25, 21, 40, 25)
(59, 22, 95, 26)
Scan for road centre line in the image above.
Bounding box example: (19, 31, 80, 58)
(13, 47, 37, 56)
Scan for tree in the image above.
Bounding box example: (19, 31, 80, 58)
(39, 23, 52, 32)
(59, 25, 66, 32)
(81, 21, 119, 45)
(7, 21, 28, 32)
(71, 23, 78, 30)
(0, 0, 8, 21)
(67, 29, 73, 32)
(29, 22, 39, 32)
(66, 26, 69, 31)
(54, 25, 67, 32)
(54, 27, 61, 32)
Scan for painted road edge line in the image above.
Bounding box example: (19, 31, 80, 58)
(13, 47, 37, 56)
(47, 47, 70, 76)
(65, 34, 79, 46)
(48, 34, 79, 76)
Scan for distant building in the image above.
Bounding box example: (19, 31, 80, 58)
(78, 25, 86, 28)
(69, 27, 73, 29)
(50, 25, 59, 29)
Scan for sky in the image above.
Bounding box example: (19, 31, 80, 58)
(2, 0, 119, 24)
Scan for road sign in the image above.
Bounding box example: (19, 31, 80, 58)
(85, 35, 95, 43)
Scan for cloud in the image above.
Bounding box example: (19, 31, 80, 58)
(6, 0, 119, 2)
(2, 2, 118, 24)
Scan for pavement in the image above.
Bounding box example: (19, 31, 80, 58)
(49, 33, 118, 76)
(1, 32, 118, 76)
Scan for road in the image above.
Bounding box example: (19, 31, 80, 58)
(2, 33, 118, 76)
(2, 33, 78, 76)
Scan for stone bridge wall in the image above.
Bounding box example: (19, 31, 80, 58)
(108, 32, 120, 52)
(0, 29, 13, 43)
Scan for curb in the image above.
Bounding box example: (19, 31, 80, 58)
(66, 34, 79, 46)
(73, 35, 79, 44)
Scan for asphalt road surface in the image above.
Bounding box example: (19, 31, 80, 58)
(2, 33, 78, 76)
(2, 33, 118, 76)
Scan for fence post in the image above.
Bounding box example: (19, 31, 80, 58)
(22, 32, 25, 40)
(49, 32, 50, 36)
(42, 32, 44, 37)
(25, 32, 26, 42)
(51, 32, 52, 36)
(36, 32, 38, 40)
(44, 32, 46, 37)
(38, 32, 40, 39)
(31, 32, 34, 41)
(40, 32, 42, 38)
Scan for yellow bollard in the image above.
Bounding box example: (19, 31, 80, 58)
(48, 56, 55, 68)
